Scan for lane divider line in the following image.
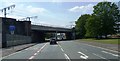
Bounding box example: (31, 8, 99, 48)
(57, 42, 71, 61)
(37, 43, 47, 52)
(37, 51, 40, 53)
(102, 51, 119, 57)
(29, 43, 47, 59)
(33, 53, 37, 56)
(29, 56, 34, 59)
(82, 43, 120, 53)
(25, 49, 29, 50)
(2, 44, 41, 59)
(61, 48, 64, 52)
(92, 53, 106, 59)
(64, 53, 70, 60)
(78, 52, 88, 59)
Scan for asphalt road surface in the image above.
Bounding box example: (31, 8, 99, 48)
(1, 41, 120, 61)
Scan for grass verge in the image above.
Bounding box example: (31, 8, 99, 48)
(79, 38, 120, 44)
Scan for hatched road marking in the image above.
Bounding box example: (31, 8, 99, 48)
(102, 51, 119, 57)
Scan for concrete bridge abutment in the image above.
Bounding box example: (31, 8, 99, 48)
(31, 30, 45, 43)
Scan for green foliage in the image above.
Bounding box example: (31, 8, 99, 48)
(79, 38, 120, 44)
(75, 2, 120, 39)
(75, 14, 91, 38)
(85, 15, 101, 37)
(93, 2, 119, 36)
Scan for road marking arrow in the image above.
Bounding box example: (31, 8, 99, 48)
(78, 52, 88, 59)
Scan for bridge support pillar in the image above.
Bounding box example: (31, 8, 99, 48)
(65, 32, 73, 40)
(65, 31, 75, 40)
(32, 31, 45, 43)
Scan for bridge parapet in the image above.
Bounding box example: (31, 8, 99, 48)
(31, 25, 72, 32)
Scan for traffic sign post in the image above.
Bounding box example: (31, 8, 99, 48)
(9, 25, 15, 34)
(9, 25, 15, 50)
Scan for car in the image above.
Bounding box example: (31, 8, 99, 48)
(50, 38, 57, 45)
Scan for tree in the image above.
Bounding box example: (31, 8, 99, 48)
(75, 14, 91, 38)
(85, 15, 101, 38)
(93, 2, 120, 38)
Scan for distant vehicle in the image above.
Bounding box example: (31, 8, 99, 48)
(50, 38, 57, 45)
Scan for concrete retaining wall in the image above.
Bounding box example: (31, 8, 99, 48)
(6, 34, 32, 47)
(0, 18, 2, 48)
(1, 17, 32, 48)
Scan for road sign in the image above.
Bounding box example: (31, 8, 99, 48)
(9, 25, 15, 34)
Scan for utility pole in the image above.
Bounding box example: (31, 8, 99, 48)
(0, 5, 15, 18)
(1, 5, 15, 48)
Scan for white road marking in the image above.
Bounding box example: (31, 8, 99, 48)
(78, 52, 88, 59)
(58, 42, 71, 61)
(57, 43, 63, 51)
(29, 43, 47, 59)
(34, 53, 37, 56)
(92, 53, 106, 59)
(41, 45, 45, 50)
(2, 44, 45, 59)
(2, 49, 23, 59)
(25, 48, 28, 50)
(59, 45, 62, 48)
(61, 48, 64, 52)
(37, 43, 47, 52)
(37, 51, 40, 53)
(64, 53, 70, 60)
(29, 56, 34, 59)
(102, 51, 119, 57)
(83, 43, 120, 53)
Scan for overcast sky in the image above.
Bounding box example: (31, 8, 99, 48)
(0, 0, 119, 28)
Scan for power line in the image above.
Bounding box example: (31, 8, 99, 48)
(0, 5, 15, 18)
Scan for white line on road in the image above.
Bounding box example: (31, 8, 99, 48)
(58, 42, 71, 61)
(83, 43, 120, 53)
(37, 43, 47, 52)
(34, 53, 38, 56)
(25, 48, 28, 50)
(2, 49, 23, 59)
(59, 45, 62, 48)
(64, 53, 70, 60)
(37, 51, 40, 53)
(102, 51, 119, 57)
(29, 43, 47, 59)
(58, 43, 63, 51)
(29, 56, 34, 59)
(92, 53, 106, 59)
(61, 48, 64, 52)
(2, 44, 42, 59)
(78, 52, 88, 59)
